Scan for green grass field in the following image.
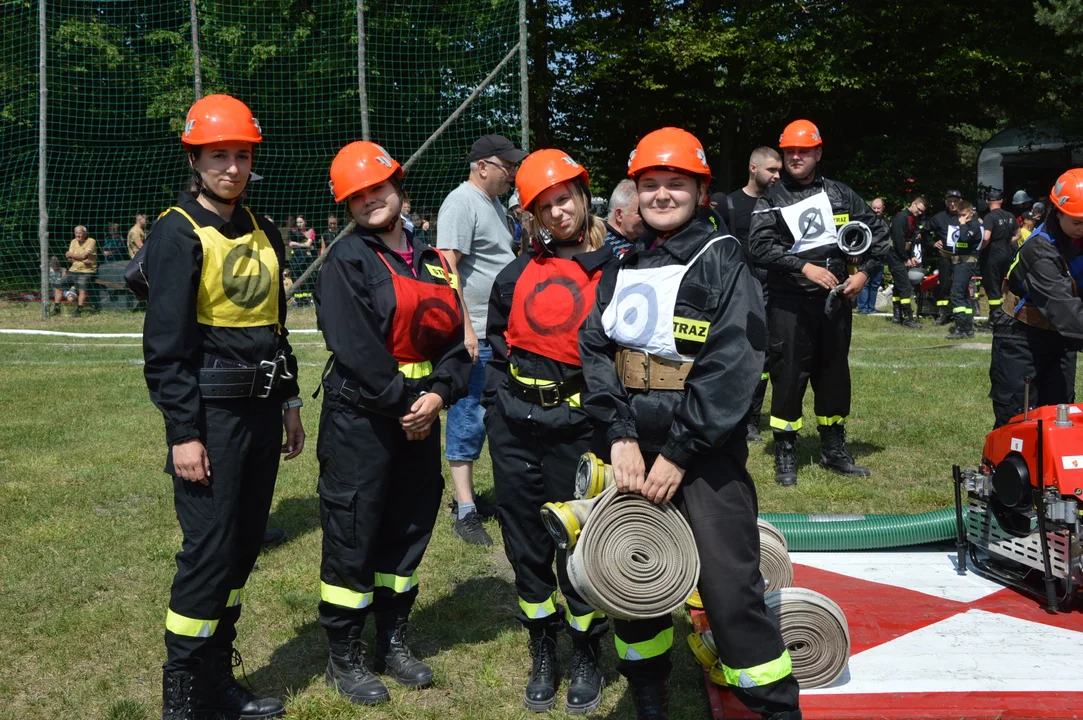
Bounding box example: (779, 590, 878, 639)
(2, 304, 1075, 720)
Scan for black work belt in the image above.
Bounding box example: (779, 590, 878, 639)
(950, 254, 977, 265)
(331, 377, 420, 417)
(198, 352, 292, 399)
(507, 375, 584, 409)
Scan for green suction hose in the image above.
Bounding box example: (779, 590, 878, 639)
(758, 509, 960, 551)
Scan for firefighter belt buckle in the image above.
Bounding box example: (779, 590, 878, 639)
(255, 353, 292, 399)
(536, 383, 562, 409)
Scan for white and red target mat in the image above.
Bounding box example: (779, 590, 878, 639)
(693, 546, 1083, 719)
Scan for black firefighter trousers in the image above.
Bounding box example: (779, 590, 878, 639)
(485, 405, 608, 640)
(989, 329, 1077, 428)
(767, 293, 852, 433)
(611, 447, 800, 716)
(165, 401, 280, 671)
(981, 242, 1014, 315)
(316, 390, 444, 634)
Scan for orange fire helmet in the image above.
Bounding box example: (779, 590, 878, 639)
(181, 94, 263, 147)
(515, 149, 590, 211)
(627, 127, 711, 180)
(779, 119, 822, 149)
(1050, 168, 1083, 219)
(329, 141, 403, 203)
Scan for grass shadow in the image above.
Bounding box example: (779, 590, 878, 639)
(243, 576, 522, 702)
(760, 434, 885, 463)
(262, 496, 320, 551)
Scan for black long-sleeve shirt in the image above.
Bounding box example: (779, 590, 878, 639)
(142, 193, 299, 446)
(889, 208, 920, 258)
(1001, 225, 1083, 345)
(484, 247, 612, 428)
(315, 228, 471, 417)
(749, 173, 888, 298)
(579, 209, 767, 469)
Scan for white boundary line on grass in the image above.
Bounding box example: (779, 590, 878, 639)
(0, 328, 322, 338)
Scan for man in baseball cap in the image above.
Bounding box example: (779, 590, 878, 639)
(467, 134, 529, 165)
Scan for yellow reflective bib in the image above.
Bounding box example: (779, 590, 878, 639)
(167, 206, 280, 328)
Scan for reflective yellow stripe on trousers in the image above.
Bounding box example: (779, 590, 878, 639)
(519, 593, 557, 620)
(615, 627, 673, 661)
(165, 610, 219, 638)
(566, 607, 606, 632)
(321, 582, 373, 609)
(717, 650, 793, 689)
(769, 416, 802, 432)
(374, 571, 418, 594)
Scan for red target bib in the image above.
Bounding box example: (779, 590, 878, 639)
(507, 256, 601, 367)
(375, 251, 462, 364)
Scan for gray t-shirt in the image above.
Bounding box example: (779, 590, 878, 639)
(437, 181, 515, 335)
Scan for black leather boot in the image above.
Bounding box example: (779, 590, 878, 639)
(523, 628, 560, 712)
(195, 647, 284, 719)
(934, 305, 952, 325)
(565, 637, 604, 715)
(773, 432, 798, 487)
(901, 303, 922, 328)
(162, 668, 196, 720)
(373, 609, 434, 688)
(818, 424, 870, 477)
(765, 711, 803, 720)
(746, 413, 764, 443)
(890, 301, 902, 324)
(631, 680, 670, 720)
(326, 629, 391, 705)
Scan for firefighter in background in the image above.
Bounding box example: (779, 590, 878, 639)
(483, 149, 612, 715)
(989, 169, 1083, 428)
(143, 94, 304, 720)
(749, 120, 889, 487)
(315, 141, 471, 705)
(943, 200, 985, 339)
(580, 128, 801, 720)
(979, 189, 1021, 331)
(927, 189, 963, 326)
(887, 195, 927, 328)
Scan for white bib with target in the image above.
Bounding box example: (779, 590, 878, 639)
(601, 236, 723, 363)
(779, 191, 838, 255)
(945, 223, 960, 251)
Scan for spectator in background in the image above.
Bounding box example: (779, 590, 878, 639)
(401, 197, 416, 235)
(856, 197, 887, 314)
(1019, 211, 1037, 242)
(505, 191, 525, 253)
(887, 196, 927, 328)
(729, 146, 782, 441)
(1031, 200, 1047, 225)
(65, 225, 97, 316)
(321, 215, 340, 256)
(102, 223, 126, 262)
(979, 189, 1020, 331)
(602, 178, 644, 258)
(436, 133, 526, 546)
(1012, 189, 1034, 222)
(414, 214, 434, 246)
(48, 255, 69, 315)
(288, 214, 315, 277)
(127, 213, 147, 258)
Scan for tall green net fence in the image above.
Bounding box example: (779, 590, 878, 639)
(0, 0, 524, 313)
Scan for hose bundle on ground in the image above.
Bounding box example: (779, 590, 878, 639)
(766, 587, 850, 688)
(566, 485, 700, 621)
(757, 519, 794, 592)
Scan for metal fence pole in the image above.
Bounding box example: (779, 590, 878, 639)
(38, 0, 49, 320)
(358, 0, 370, 141)
(190, 0, 202, 100)
(519, 0, 528, 151)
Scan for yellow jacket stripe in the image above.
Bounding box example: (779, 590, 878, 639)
(400, 361, 433, 379)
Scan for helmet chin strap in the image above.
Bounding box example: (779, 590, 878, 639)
(199, 185, 239, 206)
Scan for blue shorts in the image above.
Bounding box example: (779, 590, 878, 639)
(444, 339, 491, 462)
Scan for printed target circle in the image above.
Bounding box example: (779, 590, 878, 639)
(523, 276, 586, 336)
(612, 282, 658, 347)
(222, 245, 272, 308)
(799, 207, 826, 239)
(409, 297, 460, 358)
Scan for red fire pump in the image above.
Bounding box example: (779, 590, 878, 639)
(953, 393, 1083, 612)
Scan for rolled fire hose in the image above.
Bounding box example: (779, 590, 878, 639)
(757, 519, 794, 592)
(562, 484, 701, 621)
(688, 588, 850, 690)
(766, 587, 850, 688)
